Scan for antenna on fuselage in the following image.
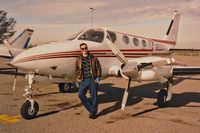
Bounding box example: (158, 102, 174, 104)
(90, 7, 96, 27)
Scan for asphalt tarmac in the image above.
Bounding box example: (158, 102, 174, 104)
(0, 55, 200, 133)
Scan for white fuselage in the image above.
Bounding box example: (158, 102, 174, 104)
(11, 28, 176, 82)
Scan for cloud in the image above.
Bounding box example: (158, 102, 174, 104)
(1, 0, 200, 25)
(0, 0, 108, 24)
(1, 0, 200, 48)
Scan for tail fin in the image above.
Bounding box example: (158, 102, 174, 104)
(164, 11, 180, 42)
(10, 28, 34, 49)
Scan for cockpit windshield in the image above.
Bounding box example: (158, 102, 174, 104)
(78, 29, 104, 43)
(67, 29, 84, 40)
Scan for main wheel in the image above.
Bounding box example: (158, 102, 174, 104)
(157, 89, 168, 108)
(58, 83, 72, 93)
(20, 100, 39, 119)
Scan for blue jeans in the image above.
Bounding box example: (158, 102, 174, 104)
(78, 78, 98, 114)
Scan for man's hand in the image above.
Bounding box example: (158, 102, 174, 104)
(95, 77, 100, 83)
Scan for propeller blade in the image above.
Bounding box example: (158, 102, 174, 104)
(3, 39, 15, 57)
(13, 68, 18, 91)
(105, 39, 128, 65)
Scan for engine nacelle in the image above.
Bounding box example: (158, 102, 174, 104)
(108, 63, 139, 78)
(121, 61, 139, 78)
(135, 66, 173, 81)
(108, 65, 121, 76)
(120, 58, 175, 79)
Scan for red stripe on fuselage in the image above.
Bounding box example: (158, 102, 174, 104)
(13, 49, 171, 64)
(17, 49, 154, 59)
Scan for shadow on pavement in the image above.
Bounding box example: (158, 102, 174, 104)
(98, 78, 200, 116)
(35, 77, 200, 118)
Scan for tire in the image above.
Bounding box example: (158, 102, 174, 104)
(58, 83, 72, 93)
(157, 89, 168, 108)
(20, 100, 39, 120)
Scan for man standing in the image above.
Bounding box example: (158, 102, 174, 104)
(75, 43, 102, 119)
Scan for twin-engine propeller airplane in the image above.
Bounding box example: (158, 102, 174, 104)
(3, 11, 200, 119)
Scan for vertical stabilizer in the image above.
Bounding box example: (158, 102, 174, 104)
(10, 29, 34, 49)
(164, 11, 180, 42)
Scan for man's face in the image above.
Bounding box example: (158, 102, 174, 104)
(80, 45, 88, 55)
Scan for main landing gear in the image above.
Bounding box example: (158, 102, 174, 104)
(121, 77, 174, 110)
(58, 83, 72, 93)
(20, 73, 39, 119)
(157, 78, 173, 108)
(121, 77, 131, 110)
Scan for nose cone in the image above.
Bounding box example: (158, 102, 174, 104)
(11, 41, 80, 72)
(11, 47, 38, 71)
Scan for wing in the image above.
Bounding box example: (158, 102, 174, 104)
(0, 54, 13, 59)
(172, 66, 200, 75)
(169, 48, 200, 52)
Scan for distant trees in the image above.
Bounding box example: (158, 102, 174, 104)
(0, 10, 16, 43)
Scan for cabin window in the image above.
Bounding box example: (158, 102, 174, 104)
(133, 38, 139, 46)
(142, 40, 147, 47)
(107, 30, 117, 43)
(78, 29, 104, 43)
(122, 35, 129, 44)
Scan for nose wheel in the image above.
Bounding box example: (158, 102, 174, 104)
(20, 100, 39, 119)
(20, 73, 39, 119)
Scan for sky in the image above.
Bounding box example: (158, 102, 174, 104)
(1, 0, 200, 48)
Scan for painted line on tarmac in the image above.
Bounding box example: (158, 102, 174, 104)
(0, 114, 21, 124)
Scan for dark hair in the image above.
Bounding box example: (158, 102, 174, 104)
(80, 43, 87, 48)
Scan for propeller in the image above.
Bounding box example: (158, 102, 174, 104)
(105, 38, 175, 110)
(3, 39, 16, 57)
(13, 68, 18, 91)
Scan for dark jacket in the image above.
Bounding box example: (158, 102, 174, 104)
(75, 53, 102, 81)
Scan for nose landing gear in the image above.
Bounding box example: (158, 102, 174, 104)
(20, 100, 39, 119)
(20, 73, 39, 119)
